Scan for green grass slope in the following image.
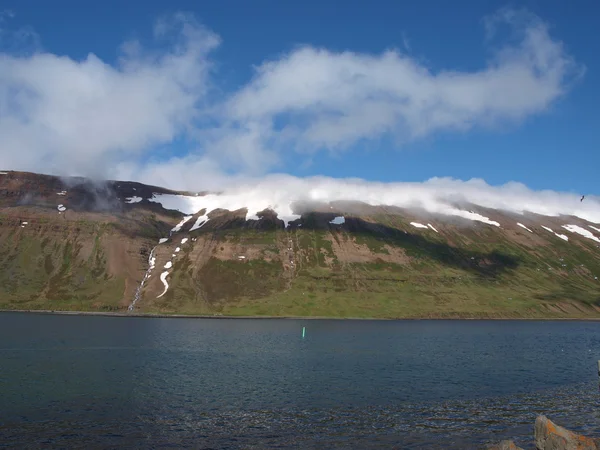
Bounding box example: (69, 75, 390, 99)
(136, 216, 600, 318)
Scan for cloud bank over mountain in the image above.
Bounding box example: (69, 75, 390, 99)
(148, 175, 600, 225)
(0, 9, 593, 221)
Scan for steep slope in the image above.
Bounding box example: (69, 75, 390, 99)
(1, 170, 599, 318)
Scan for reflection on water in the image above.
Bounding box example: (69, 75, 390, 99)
(1, 313, 600, 448)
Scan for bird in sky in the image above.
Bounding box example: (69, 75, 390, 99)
(581, 195, 585, 202)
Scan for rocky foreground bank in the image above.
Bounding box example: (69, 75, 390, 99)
(489, 415, 599, 449)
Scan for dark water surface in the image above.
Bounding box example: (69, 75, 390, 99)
(1, 313, 600, 449)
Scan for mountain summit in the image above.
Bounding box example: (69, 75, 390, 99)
(1, 170, 599, 318)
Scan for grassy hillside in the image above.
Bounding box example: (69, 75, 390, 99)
(1, 171, 600, 319)
(0, 210, 166, 312)
(136, 216, 600, 318)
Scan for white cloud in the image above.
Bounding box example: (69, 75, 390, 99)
(217, 9, 581, 167)
(0, 13, 218, 178)
(147, 174, 600, 226)
(0, 9, 584, 184)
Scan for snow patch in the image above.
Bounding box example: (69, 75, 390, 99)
(158, 238, 168, 244)
(157, 272, 170, 298)
(21, 221, 28, 225)
(0, 172, 7, 175)
(164, 261, 172, 269)
(171, 215, 193, 233)
(329, 216, 345, 225)
(175, 247, 181, 253)
(181, 238, 188, 244)
(190, 213, 209, 231)
(541, 225, 568, 241)
(517, 223, 533, 233)
(410, 222, 429, 229)
(427, 224, 438, 233)
(238, 255, 246, 259)
(57, 204, 66, 212)
(562, 224, 600, 243)
(57, 191, 67, 196)
(125, 196, 143, 204)
(150, 193, 302, 229)
(455, 211, 500, 227)
(589, 225, 600, 233)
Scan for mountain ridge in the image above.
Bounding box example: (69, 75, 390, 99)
(1, 170, 599, 318)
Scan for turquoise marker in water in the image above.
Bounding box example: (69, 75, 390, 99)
(302, 326, 306, 338)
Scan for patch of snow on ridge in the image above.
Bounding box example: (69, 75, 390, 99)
(57, 204, 66, 212)
(190, 213, 209, 231)
(590, 225, 600, 233)
(0, 172, 7, 175)
(158, 238, 168, 244)
(517, 223, 533, 233)
(541, 226, 568, 241)
(151, 192, 301, 228)
(454, 211, 500, 227)
(157, 272, 170, 298)
(164, 261, 172, 269)
(125, 196, 142, 203)
(171, 215, 193, 233)
(562, 225, 600, 243)
(181, 238, 188, 244)
(175, 247, 181, 253)
(410, 222, 428, 229)
(57, 191, 67, 196)
(427, 224, 438, 233)
(330, 216, 345, 225)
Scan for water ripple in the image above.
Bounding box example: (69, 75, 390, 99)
(3, 314, 600, 448)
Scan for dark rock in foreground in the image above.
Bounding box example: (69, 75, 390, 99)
(488, 415, 600, 450)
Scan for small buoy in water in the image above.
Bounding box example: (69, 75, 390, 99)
(302, 326, 306, 339)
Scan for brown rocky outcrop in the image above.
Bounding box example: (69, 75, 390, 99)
(488, 416, 600, 450)
(535, 415, 600, 450)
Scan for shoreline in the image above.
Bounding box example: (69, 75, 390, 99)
(2, 309, 600, 321)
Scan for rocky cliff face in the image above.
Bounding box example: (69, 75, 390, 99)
(1, 170, 600, 317)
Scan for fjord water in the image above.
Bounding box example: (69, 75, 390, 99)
(2, 314, 600, 449)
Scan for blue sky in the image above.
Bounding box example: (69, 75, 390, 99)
(1, 0, 598, 195)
